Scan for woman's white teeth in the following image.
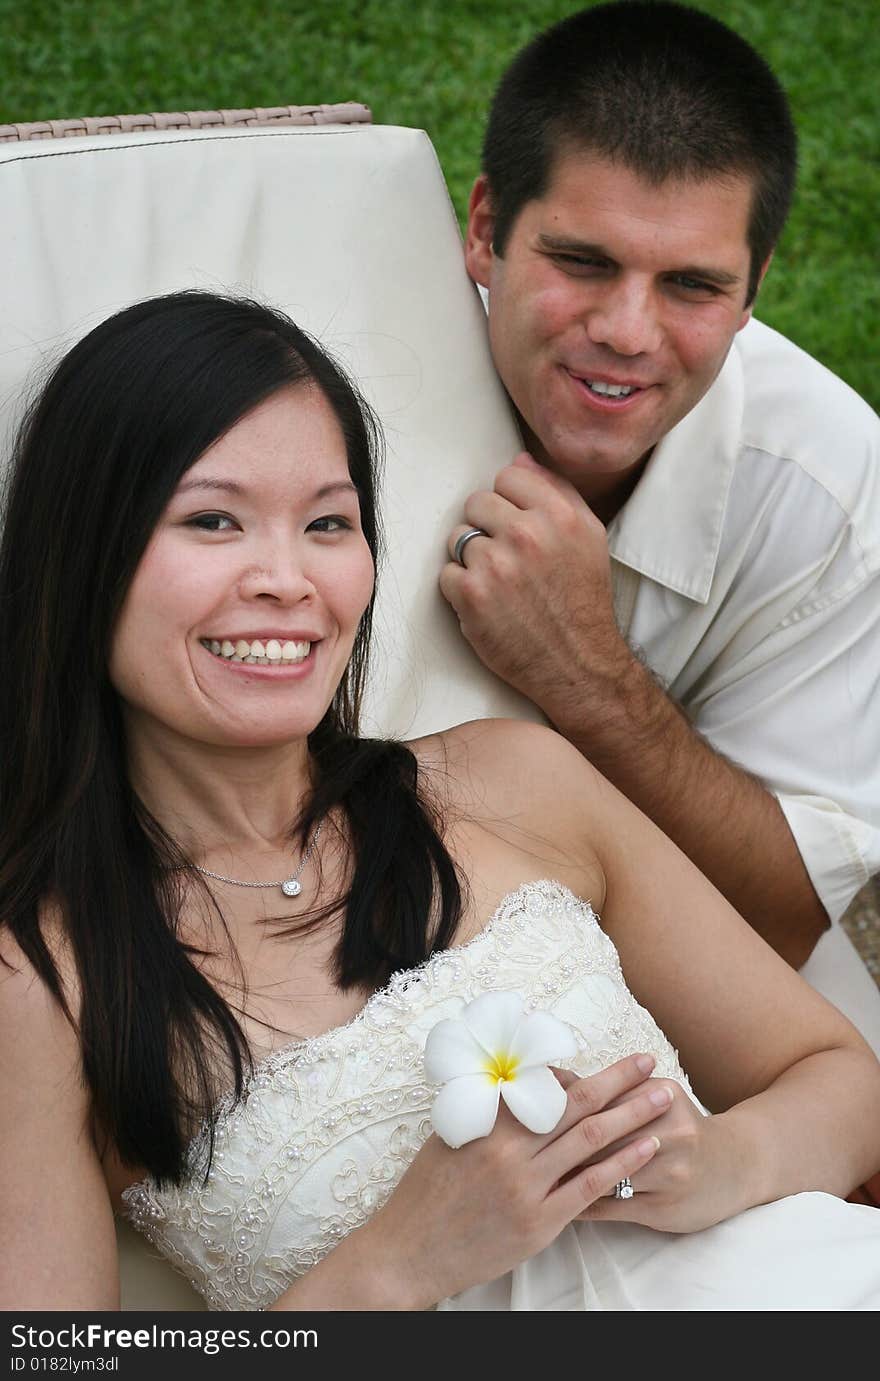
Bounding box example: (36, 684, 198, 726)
(586, 380, 636, 397)
(202, 638, 311, 664)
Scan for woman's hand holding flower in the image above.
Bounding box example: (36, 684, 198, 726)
(358, 1035, 669, 1309)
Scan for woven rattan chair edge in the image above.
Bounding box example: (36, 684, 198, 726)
(0, 103, 372, 142)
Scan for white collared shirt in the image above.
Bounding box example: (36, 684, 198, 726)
(607, 317, 880, 923)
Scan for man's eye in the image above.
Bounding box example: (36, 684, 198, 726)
(551, 254, 608, 272)
(671, 275, 718, 295)
(186, 513, 237, 532)
(307, 515, 352, 534)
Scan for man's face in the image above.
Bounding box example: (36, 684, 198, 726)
(466, 150, 760, 507)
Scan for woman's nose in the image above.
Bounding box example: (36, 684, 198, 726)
(238, 548, 316, 604)
(586, 278, 663, 357)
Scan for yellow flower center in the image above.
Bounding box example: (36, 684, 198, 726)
(484, 1052, 520, 1084)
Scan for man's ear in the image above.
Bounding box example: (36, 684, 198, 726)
(738, 250, 774, 331)
(464, 175, 496, 288)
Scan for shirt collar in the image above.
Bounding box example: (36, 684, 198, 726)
(606, 338, 745, 604)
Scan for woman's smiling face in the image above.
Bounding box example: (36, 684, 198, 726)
(109, 382, 375, 752)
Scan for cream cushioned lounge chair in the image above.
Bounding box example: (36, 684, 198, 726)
(1, 104, 877, 1311)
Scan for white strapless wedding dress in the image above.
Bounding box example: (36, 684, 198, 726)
(123, 881, 880, 1310)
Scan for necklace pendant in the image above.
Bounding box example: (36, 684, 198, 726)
(281, 878, 302, 897)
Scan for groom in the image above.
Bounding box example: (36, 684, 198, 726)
(441, 3, 880, 1017)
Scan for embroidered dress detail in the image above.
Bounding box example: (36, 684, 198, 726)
(122, 880, 880, 1312)
(123, 882, 688, 1309)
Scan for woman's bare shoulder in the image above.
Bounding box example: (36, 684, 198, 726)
(409, 719, 607, 902)
(411, 718, 602, 805)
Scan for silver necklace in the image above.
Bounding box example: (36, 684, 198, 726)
(193, 819, 325, 897)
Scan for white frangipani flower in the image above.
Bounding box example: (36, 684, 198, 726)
(424, 990, 577, 1148)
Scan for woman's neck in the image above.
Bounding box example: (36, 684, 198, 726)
(124, 713, 315, 862)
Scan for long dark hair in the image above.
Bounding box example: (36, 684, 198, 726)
(0, 291, 462, 1184)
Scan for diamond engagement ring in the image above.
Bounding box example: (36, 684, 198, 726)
(452, 527, 488, 567)
(614, 1177, 634, 1200)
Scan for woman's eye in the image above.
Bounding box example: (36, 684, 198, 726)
(186, 513, 237, 532)
(307, 515, 352, 534)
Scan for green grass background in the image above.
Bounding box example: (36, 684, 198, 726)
(2, 0, 876, 407)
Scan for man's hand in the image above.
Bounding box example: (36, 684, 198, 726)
(439, 455, 829, 967)
(440, 453, 631, 726)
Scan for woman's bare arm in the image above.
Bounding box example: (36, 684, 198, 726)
(0, 933, 118, 1310)
(469, 719, 880, 1212)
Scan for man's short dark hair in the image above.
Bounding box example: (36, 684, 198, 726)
(483, 1, 797, 304)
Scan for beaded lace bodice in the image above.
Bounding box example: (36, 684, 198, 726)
(123, 880, 692, 1311)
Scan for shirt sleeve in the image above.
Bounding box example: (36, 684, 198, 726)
(683, 525, 880, 924)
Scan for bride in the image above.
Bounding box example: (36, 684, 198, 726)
(1, 291, 879, 1312)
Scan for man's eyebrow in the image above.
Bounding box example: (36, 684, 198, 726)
(174, 477, 360, 499)
(536, 234, 742, 285)
(669, 263, 743, 287)
(537, 234, 616, 259)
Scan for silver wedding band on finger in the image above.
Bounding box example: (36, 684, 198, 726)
(453, 527, 489, 568)
(614, 1177, 634, 1200)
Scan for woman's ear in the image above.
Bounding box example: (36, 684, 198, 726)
(464, 175, 497, 289)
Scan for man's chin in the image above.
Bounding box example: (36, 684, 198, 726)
(535, 436, 654, 512)
(548, 437, 650, 478)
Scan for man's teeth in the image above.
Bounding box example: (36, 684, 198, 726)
(202, 638, 311, 665)
(585, 379, 636, 398)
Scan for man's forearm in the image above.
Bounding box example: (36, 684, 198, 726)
(550, 650, 829, 967)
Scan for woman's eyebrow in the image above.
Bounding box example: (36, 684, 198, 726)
(174, 478, 360, 498)
(176, 477, 245, 496)
(314, 481, 360, 500)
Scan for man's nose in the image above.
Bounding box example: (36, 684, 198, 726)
(586, 277, 663, 356)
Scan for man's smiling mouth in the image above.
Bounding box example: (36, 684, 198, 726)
(566, 369, 651, 407)
(583, 379, 637, 398)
